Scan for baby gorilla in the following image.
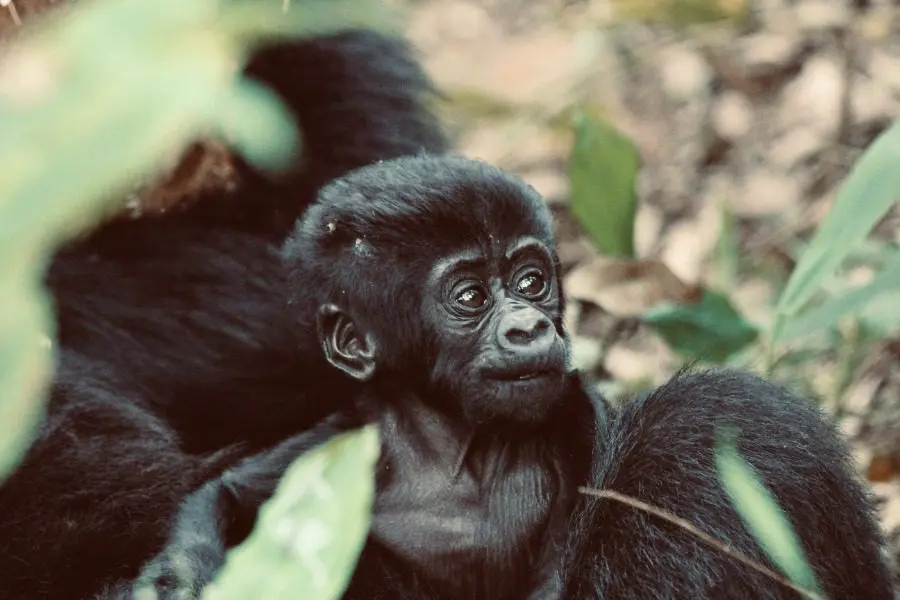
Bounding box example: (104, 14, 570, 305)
(131, 155, 894, 600)
(133, 154, 602, 600)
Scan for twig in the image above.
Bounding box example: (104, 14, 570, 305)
(1, 0, 21, 27)
(577, 487, 824, 600)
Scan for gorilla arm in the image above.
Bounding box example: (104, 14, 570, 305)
(133, 413, 360, 599)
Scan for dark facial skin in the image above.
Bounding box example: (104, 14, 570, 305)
(423, 237, 570, 424)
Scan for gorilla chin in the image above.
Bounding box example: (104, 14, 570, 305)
(476, 368, 569, 424)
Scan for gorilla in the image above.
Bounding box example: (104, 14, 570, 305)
(0, 28, 447, 600)
(0, 7, 892, 600)
(128, 156, 894, 600)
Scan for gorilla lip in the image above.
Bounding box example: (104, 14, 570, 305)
(486, 366, 560, 382)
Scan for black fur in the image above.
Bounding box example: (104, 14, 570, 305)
(0, 29, 447, 600)
(0, 18, 892, 600)
(132, 155, 600, 600)
(561, 369, 895, 599)
(131, 156, 893, 600)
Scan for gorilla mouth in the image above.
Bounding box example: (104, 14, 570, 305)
(513, 369, 553, 381)
(487, 367, 559, 382)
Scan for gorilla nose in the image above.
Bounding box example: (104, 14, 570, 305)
(499, 311, 554, 353)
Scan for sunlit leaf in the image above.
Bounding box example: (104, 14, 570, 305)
(0, 265, 54, 483)
(0, 0, 389, 488)
(779, 258, 900, 342)
(715, 428, 825, 598)
(772, 120, 900, 343)
(203, 427, 380, 600)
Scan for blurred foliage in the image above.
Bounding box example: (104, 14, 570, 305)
(770, 122, 900, 350)
(204, 427, 380, 600)
(0, 0, 391, 480)
(0, 0, 387, 597)
(568, 82, 899, 597)
(610, 0, 750, 27)
(567, 117, 900, 367)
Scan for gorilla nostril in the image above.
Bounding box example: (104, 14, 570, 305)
(504, 317, 551, 346)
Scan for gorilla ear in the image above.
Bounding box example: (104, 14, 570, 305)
(317, 304, 377, 381)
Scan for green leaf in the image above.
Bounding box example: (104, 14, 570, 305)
(713, 203, 740, 290)
(0, 266, 54, 483)
(0, 0, 390, 481)
(772, 120, 900, 342)
(715, 428, 825, 598)
(642, 288, 758, 363)
(219, 0, 398, 45)
(779, 257, 900, 342)
(203, 427, 380, 600)
(568, 112, 640, 258)
(215, 78, 301, 173)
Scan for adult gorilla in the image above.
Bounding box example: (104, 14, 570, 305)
(0, 26, 447, 600)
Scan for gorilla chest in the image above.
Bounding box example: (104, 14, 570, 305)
(370, 456, 559, 594)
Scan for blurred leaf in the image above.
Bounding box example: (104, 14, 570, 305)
(643, 288, 758, 363)
(216, 78, 303, 172)
(857, 289, 900, 339)
(0, 0, 389, 479)
(0, 0, 390, 247)
(611, 0, 749, 25)
(0, 263, 54, 483)
(203, 426, 380, 600)
(779, 258, 900, 342)
(713, 202, 740, 290)
(568, 112, 640, 258)
(772, 120, 900, 343)
(219, 0, 398, 45)
(715, 428, 825, 598)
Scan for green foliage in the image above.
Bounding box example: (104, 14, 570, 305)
(568, 112, 640, 258)
(715, 428, 825, 599)
(778, 254, 900, 342)
(203, 427, 380, 600)
(643, 289, 759, 363)
(614, 0, 750, 27)
(0, 0, 389, 483)
(771, 121, 900, 346)
(0, 0, 389, 596)
(0, 265, 54, 481)
(566, 108, 900, 364)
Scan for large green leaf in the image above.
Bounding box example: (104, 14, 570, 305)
(568, 112, 640, 258)
(0, 0, 388, 479)
(0, 261, 54, 483)
(772, 120, 900, 343)
(203, 427, 380, 600)
(643, 288, 758, 363)
(716, 428, 825, 599)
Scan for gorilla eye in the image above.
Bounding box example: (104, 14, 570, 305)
(515, 270, 548, 298)
(455, 285, 488, 311)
